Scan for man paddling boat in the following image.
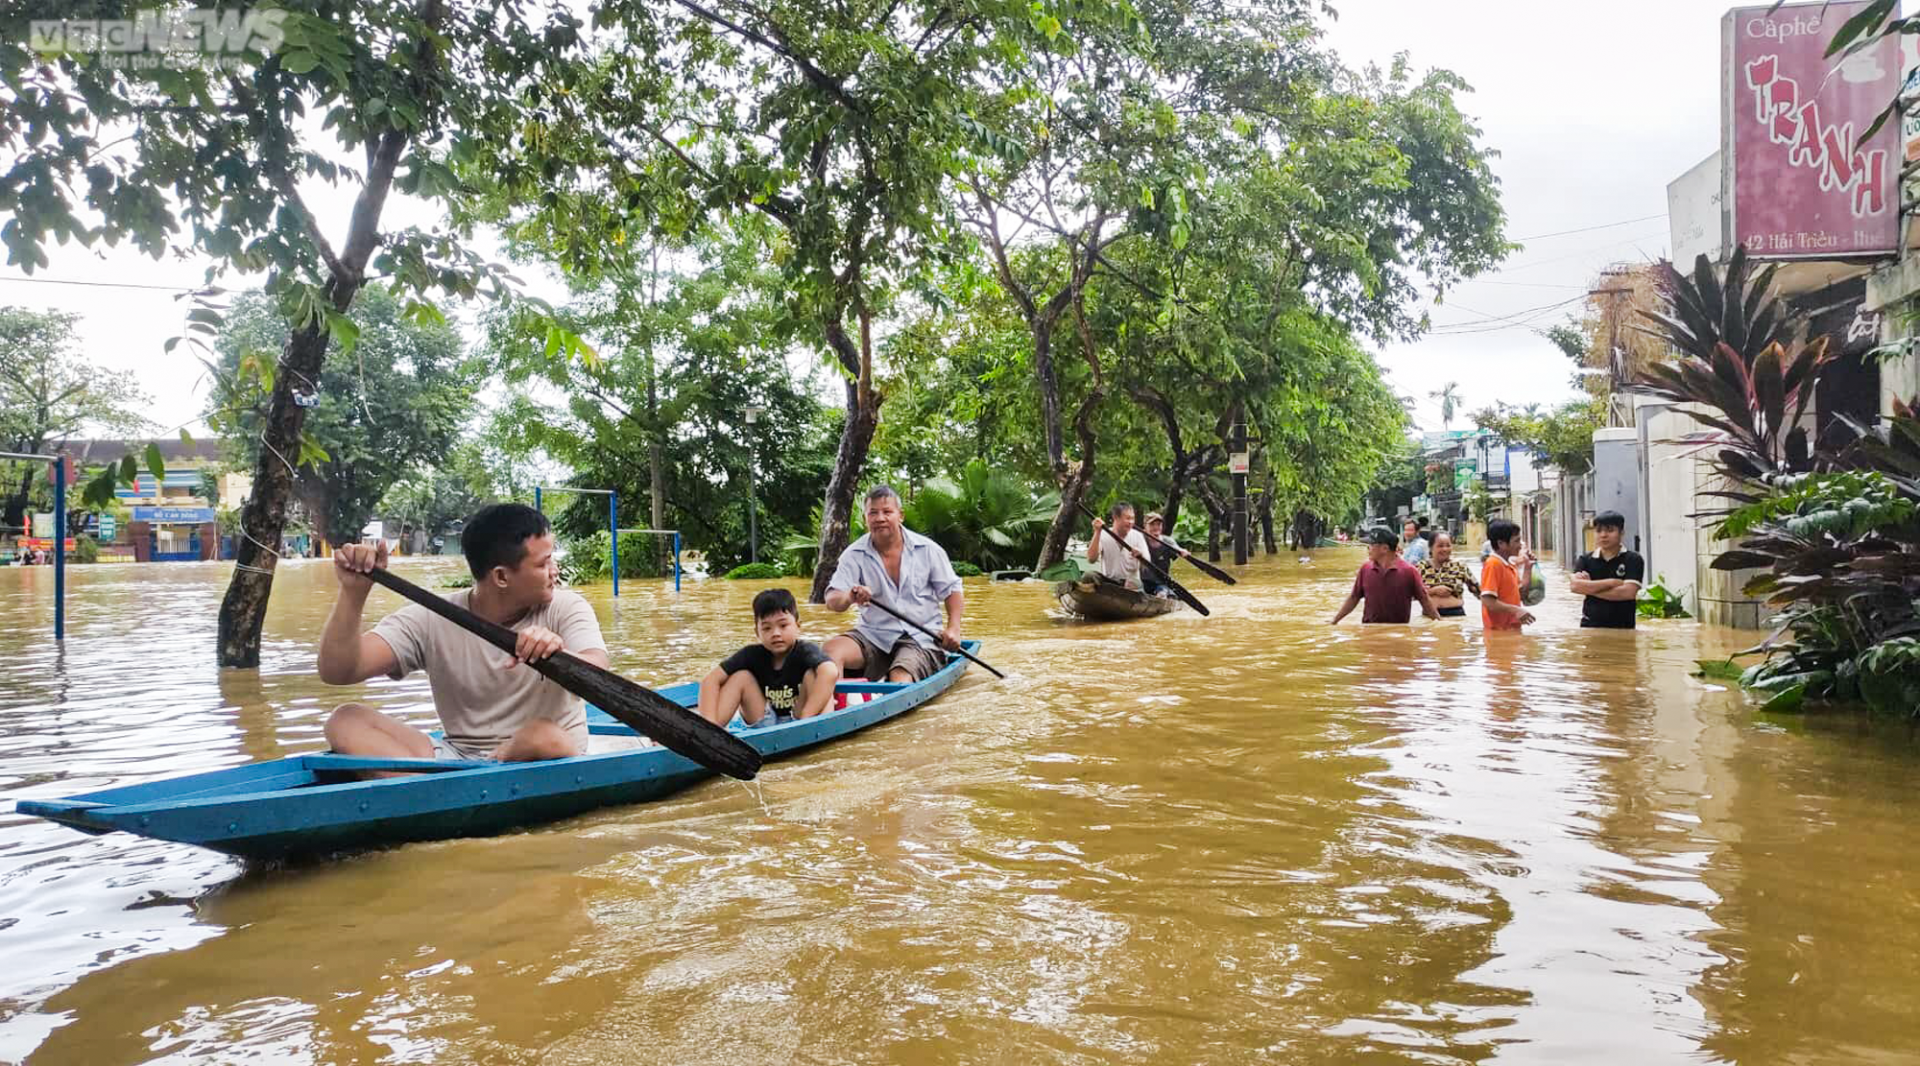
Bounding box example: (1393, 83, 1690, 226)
(319, 503, 609, 765)
(1087, 502, 1152, 591)
(823, 485, 966, 683)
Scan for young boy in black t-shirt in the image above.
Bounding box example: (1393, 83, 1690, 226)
(1569, 510, 1645, 629)
(696, 588, 843, 727)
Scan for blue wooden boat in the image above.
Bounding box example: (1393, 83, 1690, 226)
(15, 642, 977, 861)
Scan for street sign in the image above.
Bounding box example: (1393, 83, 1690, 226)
(1229, 452, 1250, 474)
(98, 514, 116, 540)
(31, 513, 53, 538)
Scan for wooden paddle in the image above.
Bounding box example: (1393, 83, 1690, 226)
(1133, 524, 1237, 585)
(858, 596, 1007, 679)
(365, 568, 761, 780)
(1073, 501, 1211, 617)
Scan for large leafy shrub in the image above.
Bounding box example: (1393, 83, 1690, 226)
(901, 460, 1058, 571)
(1637, 252, 1920, 716)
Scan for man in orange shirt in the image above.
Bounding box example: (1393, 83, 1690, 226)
(1479, 518, 1536, 631)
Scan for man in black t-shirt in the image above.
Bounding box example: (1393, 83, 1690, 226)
(696, 588, 842, 726)
(1569, 510, 1645, 629)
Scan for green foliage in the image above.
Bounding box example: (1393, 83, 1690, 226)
(1635, 253, 1920, 717)
(441, 573, 475, 590)
(71, 535, 99, 565)
(1637, 576, 1691, 620)
(901, 461, 1058, 571)
(725, 563, 786, 580)
(558, 530, 670, 587)
(484, 228, 834, 573)
(1636, 249, 1822, 481)
(1473, 398, 1605, 476)
(952, 561, 985, 578)
(209, 289, 481, 545)
(1716, 470, 1914, 541)
(0, 306, 152, 526)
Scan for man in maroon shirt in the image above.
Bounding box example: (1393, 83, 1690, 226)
(1329, 527, 1440, 625)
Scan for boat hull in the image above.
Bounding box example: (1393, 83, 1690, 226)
(1054, 577, 1179, 620)
(16, 643, 977, 861)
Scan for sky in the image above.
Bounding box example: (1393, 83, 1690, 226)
(1318, 0, 1732, 431)
(3, 0, 1737, 438)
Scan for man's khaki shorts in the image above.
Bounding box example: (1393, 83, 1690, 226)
(842, 630, 946, 682)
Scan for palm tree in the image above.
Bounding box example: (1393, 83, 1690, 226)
(903, 460, 1059, 570)
(1430, 381, 1461, 431)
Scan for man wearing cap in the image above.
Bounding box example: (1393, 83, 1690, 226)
(1329, 528, 1440, 625)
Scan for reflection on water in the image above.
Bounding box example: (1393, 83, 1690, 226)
(3, 553, 1920, 1064)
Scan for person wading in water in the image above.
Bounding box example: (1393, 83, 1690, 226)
(1415, 531, 1480, 619)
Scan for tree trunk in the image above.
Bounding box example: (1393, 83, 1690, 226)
(215, 123, 419, 664)
(808, 308, 881, 602)
(1035, 295, 1107, 571)
(218, 318, 333, 666)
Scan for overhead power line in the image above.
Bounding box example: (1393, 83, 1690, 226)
(0, 274, 204, 292)
(1508, 213, 1667, 242)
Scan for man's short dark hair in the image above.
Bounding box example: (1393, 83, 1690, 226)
(1367, 527, 1399, 549)
(864, 485, 902, 509)
(463, 503, 551, 579)
(1487, 518, 1521, 550)
(1109, 501, 1135, 522)
(1593, 510, 1626, 532)
(753, 587, 799, 621)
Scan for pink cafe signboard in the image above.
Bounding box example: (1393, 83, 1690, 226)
(1724, 2, 1901, 258)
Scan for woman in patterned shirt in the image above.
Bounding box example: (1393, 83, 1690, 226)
(1416, 531, 1479, 618)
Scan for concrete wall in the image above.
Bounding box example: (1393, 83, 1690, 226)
(1592, 427, 1642, 554)
(1638, 401, 1702, 610)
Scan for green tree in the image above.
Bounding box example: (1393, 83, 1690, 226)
(901, 460, 1059, 571)
(1472, 398, 1604, 475)
(210, 288, 480, 548)
(377, 439, 512, 548)
(5, 0, 595, 665)
(0, 306, 151, 531)
(1430, 382, 1461, 431)
(481, 0, 1032, 600)
(483, 232, 836, 571)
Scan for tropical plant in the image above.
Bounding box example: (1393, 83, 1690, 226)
(901, 461, 1059, 571)
(1639, 251, 1920, 716)
(1637, 576, 1691, 620)
(1635, 249, 1823, 481)
(1431, 382, 1461, 430)
(724, 563, 785, 581)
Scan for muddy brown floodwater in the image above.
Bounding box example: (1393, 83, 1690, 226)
(3, 552, 1920, 1064)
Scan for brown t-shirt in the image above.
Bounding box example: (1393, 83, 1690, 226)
(1349, 558, 1427, 624)
(371, 589, 607, 758)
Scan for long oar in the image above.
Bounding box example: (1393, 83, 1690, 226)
(365, 568, 761, 780)
(859, 596, 1007, 680)
(1073, 501, 1211, 617)
(1135, 524, 1237, 585)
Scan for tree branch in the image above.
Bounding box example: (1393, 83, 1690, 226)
(671, 0, 862, 114)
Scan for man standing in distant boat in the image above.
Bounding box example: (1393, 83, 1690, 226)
(1568, 510, 1644, 629)
(319, 503, 609, 764)
(824, 485, 966, 683)
(1331, 527, 1440, 624)
(1087, 502, 1152, 591)
(1140, 512, 1190, 597)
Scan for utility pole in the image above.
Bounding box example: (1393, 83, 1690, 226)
(1229, 403, 1249, 565)
(1590, 272, 1636, 428)
(744, 406, 762, 563)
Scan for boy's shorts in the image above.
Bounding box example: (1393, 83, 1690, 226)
(841, 630, 945, 682)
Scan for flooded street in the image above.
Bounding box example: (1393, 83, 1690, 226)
(3, 552, 1919, 1064)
